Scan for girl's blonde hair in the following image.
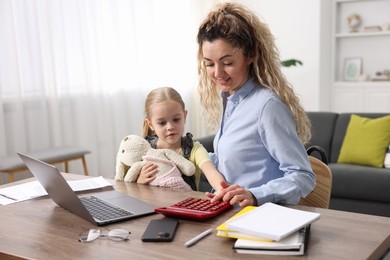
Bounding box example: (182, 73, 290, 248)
(196, 2, 311, 144)
(143, 87, 186, 137)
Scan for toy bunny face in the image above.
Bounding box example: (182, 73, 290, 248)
(117, 135, 151, 166)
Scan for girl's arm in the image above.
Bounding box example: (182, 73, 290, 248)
(199, 160, 225, 191)
(190, 141, 224, 192)
(206, 180, 257, 207)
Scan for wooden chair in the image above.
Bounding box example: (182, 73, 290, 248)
(299, 146, 333, 209)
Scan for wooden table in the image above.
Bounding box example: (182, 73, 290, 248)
(0, 174, 389, 260)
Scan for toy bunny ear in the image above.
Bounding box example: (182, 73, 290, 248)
(115, 162, 126, 180)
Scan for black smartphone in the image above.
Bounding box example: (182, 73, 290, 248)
(141, 218, 179, 242)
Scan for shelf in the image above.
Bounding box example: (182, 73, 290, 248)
(333, 81, 390, 87)
(331, 0, 390, 112)
(336, 0, 389, 3)
(335, 31, 390, 38)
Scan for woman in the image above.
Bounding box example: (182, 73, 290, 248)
(196, 2, 315, 207)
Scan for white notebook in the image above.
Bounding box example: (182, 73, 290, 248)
(226, 202, 320, 241)
(233, 225, 310, 255)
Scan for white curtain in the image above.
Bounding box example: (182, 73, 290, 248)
(0, 0, 216, 183)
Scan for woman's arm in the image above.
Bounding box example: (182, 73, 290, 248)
(206, 180, 257, 207)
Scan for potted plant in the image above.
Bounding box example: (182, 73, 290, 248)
(281, 59, 303, 67)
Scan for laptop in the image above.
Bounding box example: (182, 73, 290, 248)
(17, 152, 156, 226)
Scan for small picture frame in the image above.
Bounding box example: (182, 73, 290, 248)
(343, 57, 362, 81)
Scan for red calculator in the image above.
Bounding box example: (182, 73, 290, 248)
(155, 197, 232, 221)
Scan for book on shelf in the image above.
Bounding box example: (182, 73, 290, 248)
(216, 206, 271, 241)
(226, 202, 320, 241)
(363, 26, 382, 32)
(233, 225, 311, 255)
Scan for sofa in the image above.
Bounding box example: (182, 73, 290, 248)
(196, 112, 390, 217)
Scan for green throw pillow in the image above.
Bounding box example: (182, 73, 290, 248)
(338, 114, 390, 168)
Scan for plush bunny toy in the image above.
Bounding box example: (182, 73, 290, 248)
(114, 135, 195, 190)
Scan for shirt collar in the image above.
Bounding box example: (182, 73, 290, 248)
(221, 78, 255, 104)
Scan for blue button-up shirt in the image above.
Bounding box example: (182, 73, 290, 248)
(210, 78, 315, 205)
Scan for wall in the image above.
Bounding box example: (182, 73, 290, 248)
(236, 0, 332, 111)
(0, 0, 333, 184)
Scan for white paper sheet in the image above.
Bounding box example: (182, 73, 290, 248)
(0, 176, 113, 206)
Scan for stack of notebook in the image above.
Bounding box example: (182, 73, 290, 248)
(216, 203, 320, 255)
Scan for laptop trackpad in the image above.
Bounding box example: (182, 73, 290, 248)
(95, 191, 155, 214)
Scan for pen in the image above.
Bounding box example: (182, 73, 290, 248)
(185, 229, 213, 247)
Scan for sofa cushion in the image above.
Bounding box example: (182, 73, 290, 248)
(337, 114, 390, 167)
(306, 112, 338, 161)
(329, 163, 390, 203)
(195, 135, 215, 153)
(385, 145, 390, 168)
(330, 197, 390, 217)
(330, 113, 389, 163)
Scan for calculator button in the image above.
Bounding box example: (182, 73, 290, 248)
(154, 197, 233, 221)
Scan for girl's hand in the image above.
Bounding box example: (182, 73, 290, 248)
(137, 163, 157, 184)
(206, 180, 256, 207)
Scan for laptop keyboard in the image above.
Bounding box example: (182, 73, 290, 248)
(80, 196, 134, 221)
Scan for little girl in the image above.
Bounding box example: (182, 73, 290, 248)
(138, 86, 224, 191)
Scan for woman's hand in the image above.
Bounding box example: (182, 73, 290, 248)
(206, 180, 256, 207)
(137, 163, 157, 184)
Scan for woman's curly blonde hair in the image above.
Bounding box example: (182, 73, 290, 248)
(196, 2, 311, 144)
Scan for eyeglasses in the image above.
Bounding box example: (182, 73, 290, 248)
(78, 228, 131, 242)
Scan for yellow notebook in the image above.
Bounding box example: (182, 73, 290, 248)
(216, 206, 272, 242)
